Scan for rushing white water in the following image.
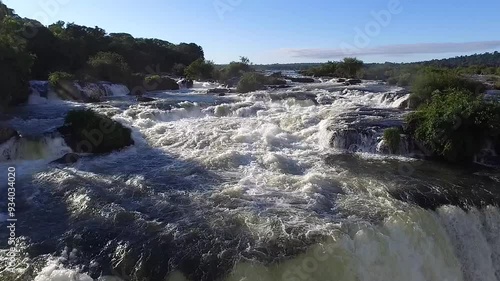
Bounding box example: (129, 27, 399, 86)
(0, 135, 71, 162)
(101, 83, 130, 97)
(1, 80, 499, 281)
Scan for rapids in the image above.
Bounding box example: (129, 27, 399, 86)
(0, 79, 499, 281)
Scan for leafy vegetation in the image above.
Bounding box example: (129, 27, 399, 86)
(86, 52, 132, 84)
(406, 89, 500, 163)
(185, 58, 215, 80)
(59, 109, 134, 153)
(383, 127, 402, 154)
(300, 58, 364, 78)
(409, 69, 486, 108)
(236, 73, 285, 93)
(48, 71, 75, 87)
(0, 2, 204, 110)
(0, 7, 34, 108)
(219, 58, 254, 84)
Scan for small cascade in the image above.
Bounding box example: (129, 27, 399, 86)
(0, 133, 72, 162)
(28, 80, 130, 103)
(330, 127, 381, 153)
(29, 81, 49, 98)
(474, 140, 500, 167)
(101, 83, 130, 96)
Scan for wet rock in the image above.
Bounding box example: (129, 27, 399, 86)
(58, 109, 134, 154)
(178, 78, 194, 89)
(398, 99, 409, 109)
(51, 153, 80, 164)
(337, 78, 346, 83)
(344, 79, 362, 85)
(287, 77, 315, 83)
(208, 88, 232, 94)
(137, 96, 156, 102)
(0, 127, 19, 144)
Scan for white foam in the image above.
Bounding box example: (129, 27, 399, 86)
(33, 259, 122, 281)
(0, 135, 72, 162)
(102, 83, 130, 96)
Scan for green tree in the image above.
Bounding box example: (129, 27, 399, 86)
(0, 15, 34, 109)
(86, 52, 131, 84)
(338, 57, 364, 78)
(185, 58, 215, 80)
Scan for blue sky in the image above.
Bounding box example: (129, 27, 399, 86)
(4, 0, 500, 64)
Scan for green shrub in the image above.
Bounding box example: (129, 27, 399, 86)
(397, 73, 412, 87)
(128, 74, 179, 94)
(406, 89, 500, 163)
(387, 76, 399, 85)
(144, 75, 179, 91)
(410, 70, 486, 108)
(185, 58, 215, 80)
(145, 75, 162, 84)
(59, 109, 134, 153)
(48, 71, 75, 87)
(219, 61, 253, 83)
(237, 73, 266, 93)
(236, 73, 285, 93)
(384, 127, 402, 154)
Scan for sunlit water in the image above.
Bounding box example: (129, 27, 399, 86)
(0, 80, 499, 281)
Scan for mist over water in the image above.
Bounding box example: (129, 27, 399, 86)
(0, 80, 499, 281)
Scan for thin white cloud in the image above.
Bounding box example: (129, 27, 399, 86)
(283, 41, 500, 59)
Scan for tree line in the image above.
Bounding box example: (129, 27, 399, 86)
(0, 1, 204, 108)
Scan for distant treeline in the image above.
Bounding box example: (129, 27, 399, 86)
(0, 1, 204, 107)
(248, 51, 500, 75)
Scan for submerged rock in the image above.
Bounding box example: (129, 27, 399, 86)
(0, 127, 19, 144)
(58, 109, 134, 154)
(51, 153, 80, 164)
(207, 88, 233, 94)
(344, 79, 362, 85)
(137, 96, 156, 102)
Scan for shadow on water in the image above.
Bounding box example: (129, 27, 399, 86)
(325, 153, 500, 210)
(1, 144, 319, 281)
(0, 143, 251, 281)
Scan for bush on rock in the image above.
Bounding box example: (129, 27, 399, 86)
(59, 109, 134, 154)
(406, 89, 500, 163)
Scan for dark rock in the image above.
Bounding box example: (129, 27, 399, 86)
(58, 109, 134, 154)
(137, 96, 156, 102)
(270, 72, 283, 78)
(344, 79, 362, 85)
(208, 88, 232, 94)
(0, 127, 19, 144)
(398, 99, 409, 109)
(178, 79, 194, 89)
(268, 84, 293, 90)
(51, 153, 80, 164)
(337, 78, 346, 83)
(287, 77, 316, 83)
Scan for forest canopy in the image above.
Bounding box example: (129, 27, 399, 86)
(0, 1, 204, 107)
